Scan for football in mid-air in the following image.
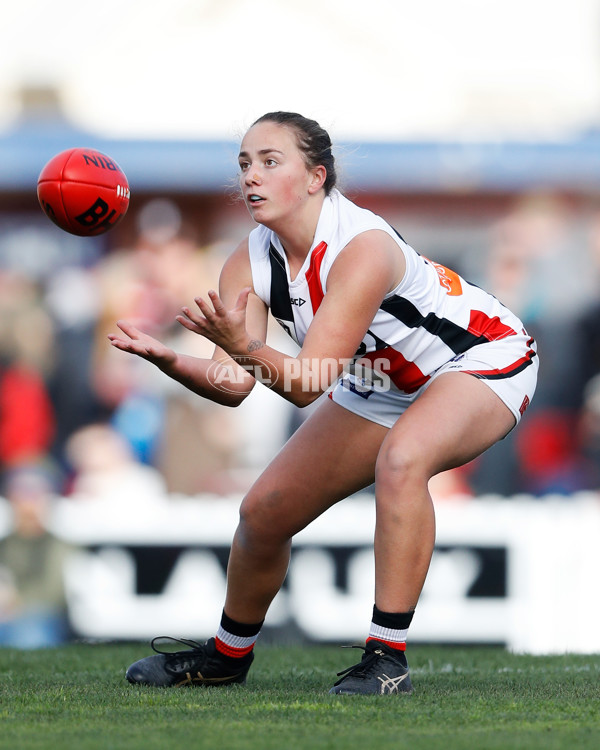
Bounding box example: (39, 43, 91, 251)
(37, 147, 130, 236)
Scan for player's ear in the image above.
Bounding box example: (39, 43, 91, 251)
(308, 165, 327, 194)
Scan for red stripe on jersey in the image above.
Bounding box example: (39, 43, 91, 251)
(305, 241, 327, 313)
(362, 347, 430, 394)
(468, 310, 516, 342)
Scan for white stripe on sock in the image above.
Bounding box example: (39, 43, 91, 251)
(216, 626, 259, 650)
(369, 623, 408, 643)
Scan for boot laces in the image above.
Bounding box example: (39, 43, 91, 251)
(334, 645, 386, 681)
(151, 636, 204, 655)
(150, 636, 206, 674)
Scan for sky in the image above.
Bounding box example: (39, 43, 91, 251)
(1, 0, 600, 142)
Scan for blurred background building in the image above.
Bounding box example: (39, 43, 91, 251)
(1, 0, 600, 648)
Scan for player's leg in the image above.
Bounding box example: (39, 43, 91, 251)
(373, 372, 515, 614)
(223, 395, 389, 624)
(126, 396, 389, 687)
(330, 372, 516, 696)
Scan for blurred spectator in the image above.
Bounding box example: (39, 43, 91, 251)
(577, 374, 600, 487)
(44, 264, 106, 464)
(0, 270, 56, 470)
(468, 193, 596, 496)
(65, 423, 167, 505)
(513, 409, 599, 496)
(530, 203, 600, 492)
(485, 193, 594, 324)
(0, 361, 55, 469)
(572, 206, 600, 395)
(0, 464, 73, 648)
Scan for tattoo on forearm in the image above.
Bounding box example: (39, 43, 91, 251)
(247, 339, 264, 353)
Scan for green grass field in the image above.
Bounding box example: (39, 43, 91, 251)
(0, 643, 598, 750)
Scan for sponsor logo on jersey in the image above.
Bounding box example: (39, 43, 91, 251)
(424, 257, 463, 296)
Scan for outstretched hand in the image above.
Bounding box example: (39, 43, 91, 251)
(107, 321, 177, 371)
(176, 287, 252, 354)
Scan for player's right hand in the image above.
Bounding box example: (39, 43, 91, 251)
(108, 321, 178, 372)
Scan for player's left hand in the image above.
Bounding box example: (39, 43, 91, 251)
(176, 287, 252, 353)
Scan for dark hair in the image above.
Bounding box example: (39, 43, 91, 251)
(252, 112, 337, 195)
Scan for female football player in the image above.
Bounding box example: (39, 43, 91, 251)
(109, 112, 538, 694)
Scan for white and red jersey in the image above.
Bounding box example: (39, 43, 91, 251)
(248, 189, 536, 395)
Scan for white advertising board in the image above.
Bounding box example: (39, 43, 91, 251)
(23, 491, 599, 654)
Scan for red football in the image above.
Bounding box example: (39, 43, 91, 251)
(37, 147, 130, 236)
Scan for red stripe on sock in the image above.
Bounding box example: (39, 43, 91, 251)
(214, 637, 255, 658)
(367, 636, 406, 652)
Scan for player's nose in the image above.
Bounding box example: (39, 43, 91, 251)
(245, 168, 262, 185)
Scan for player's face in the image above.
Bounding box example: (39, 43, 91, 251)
(238, 122, 316, 227)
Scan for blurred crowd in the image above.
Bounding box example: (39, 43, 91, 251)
(463, 194, 600, 498)
(1, 191, 600, 646)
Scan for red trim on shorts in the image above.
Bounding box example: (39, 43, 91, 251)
(305, 241, 327, 313)
(366, 636, 407, 651)
(464, 346, 537, 380)
(214, 637, 255, 658)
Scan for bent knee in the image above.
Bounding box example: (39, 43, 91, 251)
(375, 442, 431, 487)
(238, 489, 290, 545)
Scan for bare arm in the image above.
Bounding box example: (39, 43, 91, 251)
(108, 238, 269, 407)
(178, 230, 406, 407)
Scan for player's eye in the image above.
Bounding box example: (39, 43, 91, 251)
(265, 158, 277, 167)
(239, 161, 250, 171)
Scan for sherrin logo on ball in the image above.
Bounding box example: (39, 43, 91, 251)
(37, 147, 130, 236)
